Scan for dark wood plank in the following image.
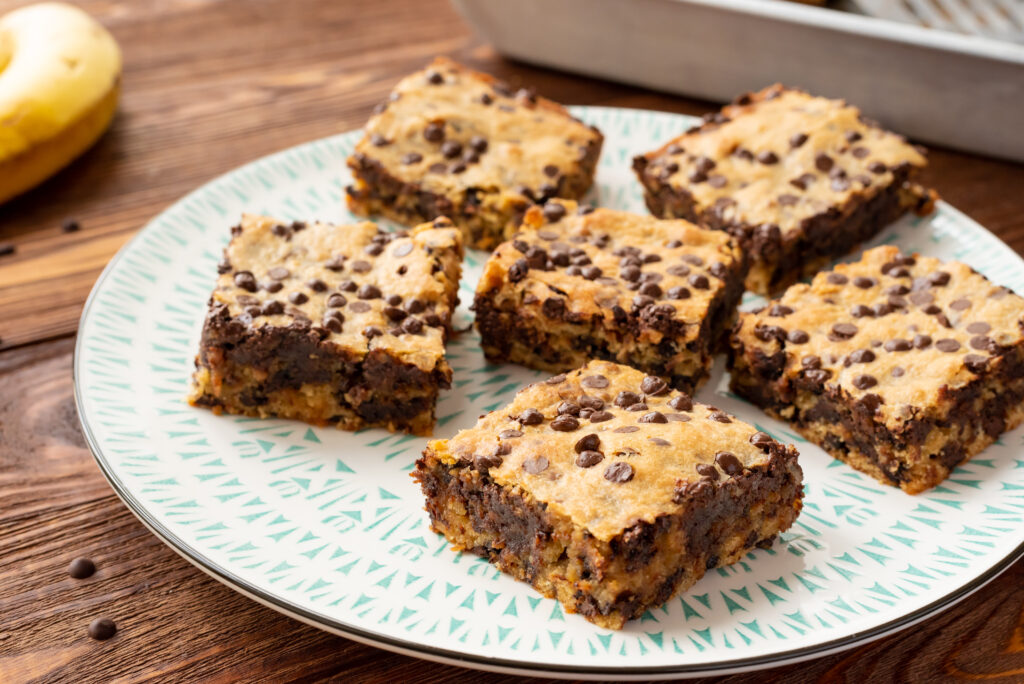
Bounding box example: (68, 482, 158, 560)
(2, 0, 1024, 681)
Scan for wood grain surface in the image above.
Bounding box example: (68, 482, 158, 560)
(1, 0, 1022, 682)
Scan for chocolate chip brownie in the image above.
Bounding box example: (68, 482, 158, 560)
(634, 84, 936, 295)
(729, 245, 1024, 493)
(188, 214, 463, 435)
(473, 200, 747, 394)
(414, 360, 804, 629)
(346, 57, 604, 251)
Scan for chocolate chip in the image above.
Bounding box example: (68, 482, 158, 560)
(928, 271, 951, 286)
(790, 132, 808, 148)
(615, 391, 642, 408)
(696, 463, 719, 481)
(707, 175, 727, 188)
(579, 395, 604, 411)
(626, 403, 649, 412)
(523, 457, 549, 475)
(499, 430, 524, 441)
(827, 273, 848, 285)
(639, 376, 668, 396)
(573, 434, 601, 453)
(262, 281, 283, 293)
(325, 255, 346, 272)
(88, 618, 117, 641)
(802, 355, 821, 369)
(426, 70, 444, 84)
(775, 329, 806, 346)
(708, 411, 731, 423)
(550, 415, 580, 432)
(849, 349, 876, 364)
(603, 462, 634, 483)
(479, 92, 493, 105)
(868, 161, 887, 174)
(518, 408, 544, 425)
(950, 298, 971, 311)
(964, 322, 990, 335)
(546, 374, 567, 385)
(970, 336, 993, 351)
(815, 153, 834, 172)
(749, 432, 773, 451)
(350, 261, 372, 274)
(852, 276, 875, 289)
(362, 325, 382, 339)
(885, 338, 911, 352)
(667, 394, 692, 412)
(69, 558, 96, 579)
(936, 338, 961, 352)
(285, 291, 307, 306)
(401, 152, 423, 164)
(581, 375, 609, 389)
(688, 274, 710, 290)
(852, 374, 877, 389)
(891, 366, 905, 377)
(638, 411, 666, 424)
(234, 271, 257, 292)
(589, 410, 614, 423)
(557, 401, 581, 417)
(789, 174, 815, 191)
(322, 314, 344, 332)
(913, 334, 932, 349)
(575, 450, 604, 468)
(769, 304, 793, 317)
(830, 322, 858, 340)
(356, 284, 381, 300)
(716, 451, 743, 476)
(475, 451, 505, 470)
(401, 317, 424, 335)
(757, 150, 779, 164)
(535, 201, 567, 223)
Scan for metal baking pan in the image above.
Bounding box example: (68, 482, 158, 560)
(451, 0, 1024, 161)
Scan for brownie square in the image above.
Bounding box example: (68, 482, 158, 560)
(729, 245, 1024, 493)
(188, 213, 463, 435)
(634, 84, 936, 295)
(473, 200, 747, 394)
(346, 57, 604, 251)
(414, 360, 804, 629)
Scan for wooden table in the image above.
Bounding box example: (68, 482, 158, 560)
(2, 0, 1023, 681)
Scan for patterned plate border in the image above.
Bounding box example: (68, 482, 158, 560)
(74, 106, 1024, 679)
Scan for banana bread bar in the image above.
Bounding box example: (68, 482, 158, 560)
(188, 214, 463, 435)
(414, 360, 804, 629)
(729, 245, 1024, 493)
(473, 200, 747, 394)
(634, 84, 935, 294)
(346, 57, 603, 250)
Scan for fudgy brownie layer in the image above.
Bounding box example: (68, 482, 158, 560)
(636, 160, 927, 294)
(473, 252, 746, 394)
(348, 138, 602, 251)
(730, 339, 1024, 493)
(415, 444, 802, 629)
(195, 302, 450, 434)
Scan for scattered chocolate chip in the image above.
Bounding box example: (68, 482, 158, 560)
(885, 338, 911, 352)
(638, 411, 667, 424)
(790, 132, 808, 148)
(891, 366, 905, 377)
(614, 391, 642, 408)
(868, 161, 887, 174)
(613, 426, 639, 434)
(581, 375, 609, 389)
(573, 450, 604, 468)
(708, 411, 731, 423)
(802, 355, 822, 369)
(500, 430, 524, 440)
(518, 408, 544, 426)
(233, 271, 257, 292)
(966, 322, 991, 335)
(696, 463, 719, 481)
(913, 334, 932, 349)
(936, 338, 961, 352)
(287, 291, 307, 305)
(603, 461, 634, 483)
(68, 558, 96, 579)
(669, 395, 693, 411)
(852, 374, 877, 389)
(62, 219, 81, 233)
(640, 376, 669, 396)
(950, 298, 971, 311)
(853, 276, 875, 289)
(401, 317, 424, 335)
(830, 322, 858, 340)
(542, 203, 567, 223)
(969, 336, 993, 351)
(401, 152, 423, 164)
(749, 432, 774, 451)
(588, 410, 614, 423)
(262, 300, 284, 316)
(849, 348, 876, 364)
(827, 273, 848, 285)
(550, 415, 580, 432)
(88, 617, 117, 641)
(707, 175, 727, 188)
(757, 150, 779, 165)
(523, 457, 549, 474)
(814, 153, 834, 172)
(928, 271, 950, 286)
(688, 274, 710, 290)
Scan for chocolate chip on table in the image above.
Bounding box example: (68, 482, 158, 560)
(936, 338, 961, 352)
(88, 617, 117, 641)
(68, 558, 96, 579)
(715, 451, 743, 475)
(604, 461, 634, 483)
(518, 408, 544, 425)
(523, 457, 549, 474)
(852, 374, 877, 389)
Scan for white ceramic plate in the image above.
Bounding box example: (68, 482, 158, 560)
(75, 107, 1024, 679)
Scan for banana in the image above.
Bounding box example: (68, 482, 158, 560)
(0, 3, 121, 205)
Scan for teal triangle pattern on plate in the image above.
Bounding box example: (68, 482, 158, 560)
(75, 106, 1024, 674)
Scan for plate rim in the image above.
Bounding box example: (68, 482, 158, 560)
(73, 105, 1024, 678)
